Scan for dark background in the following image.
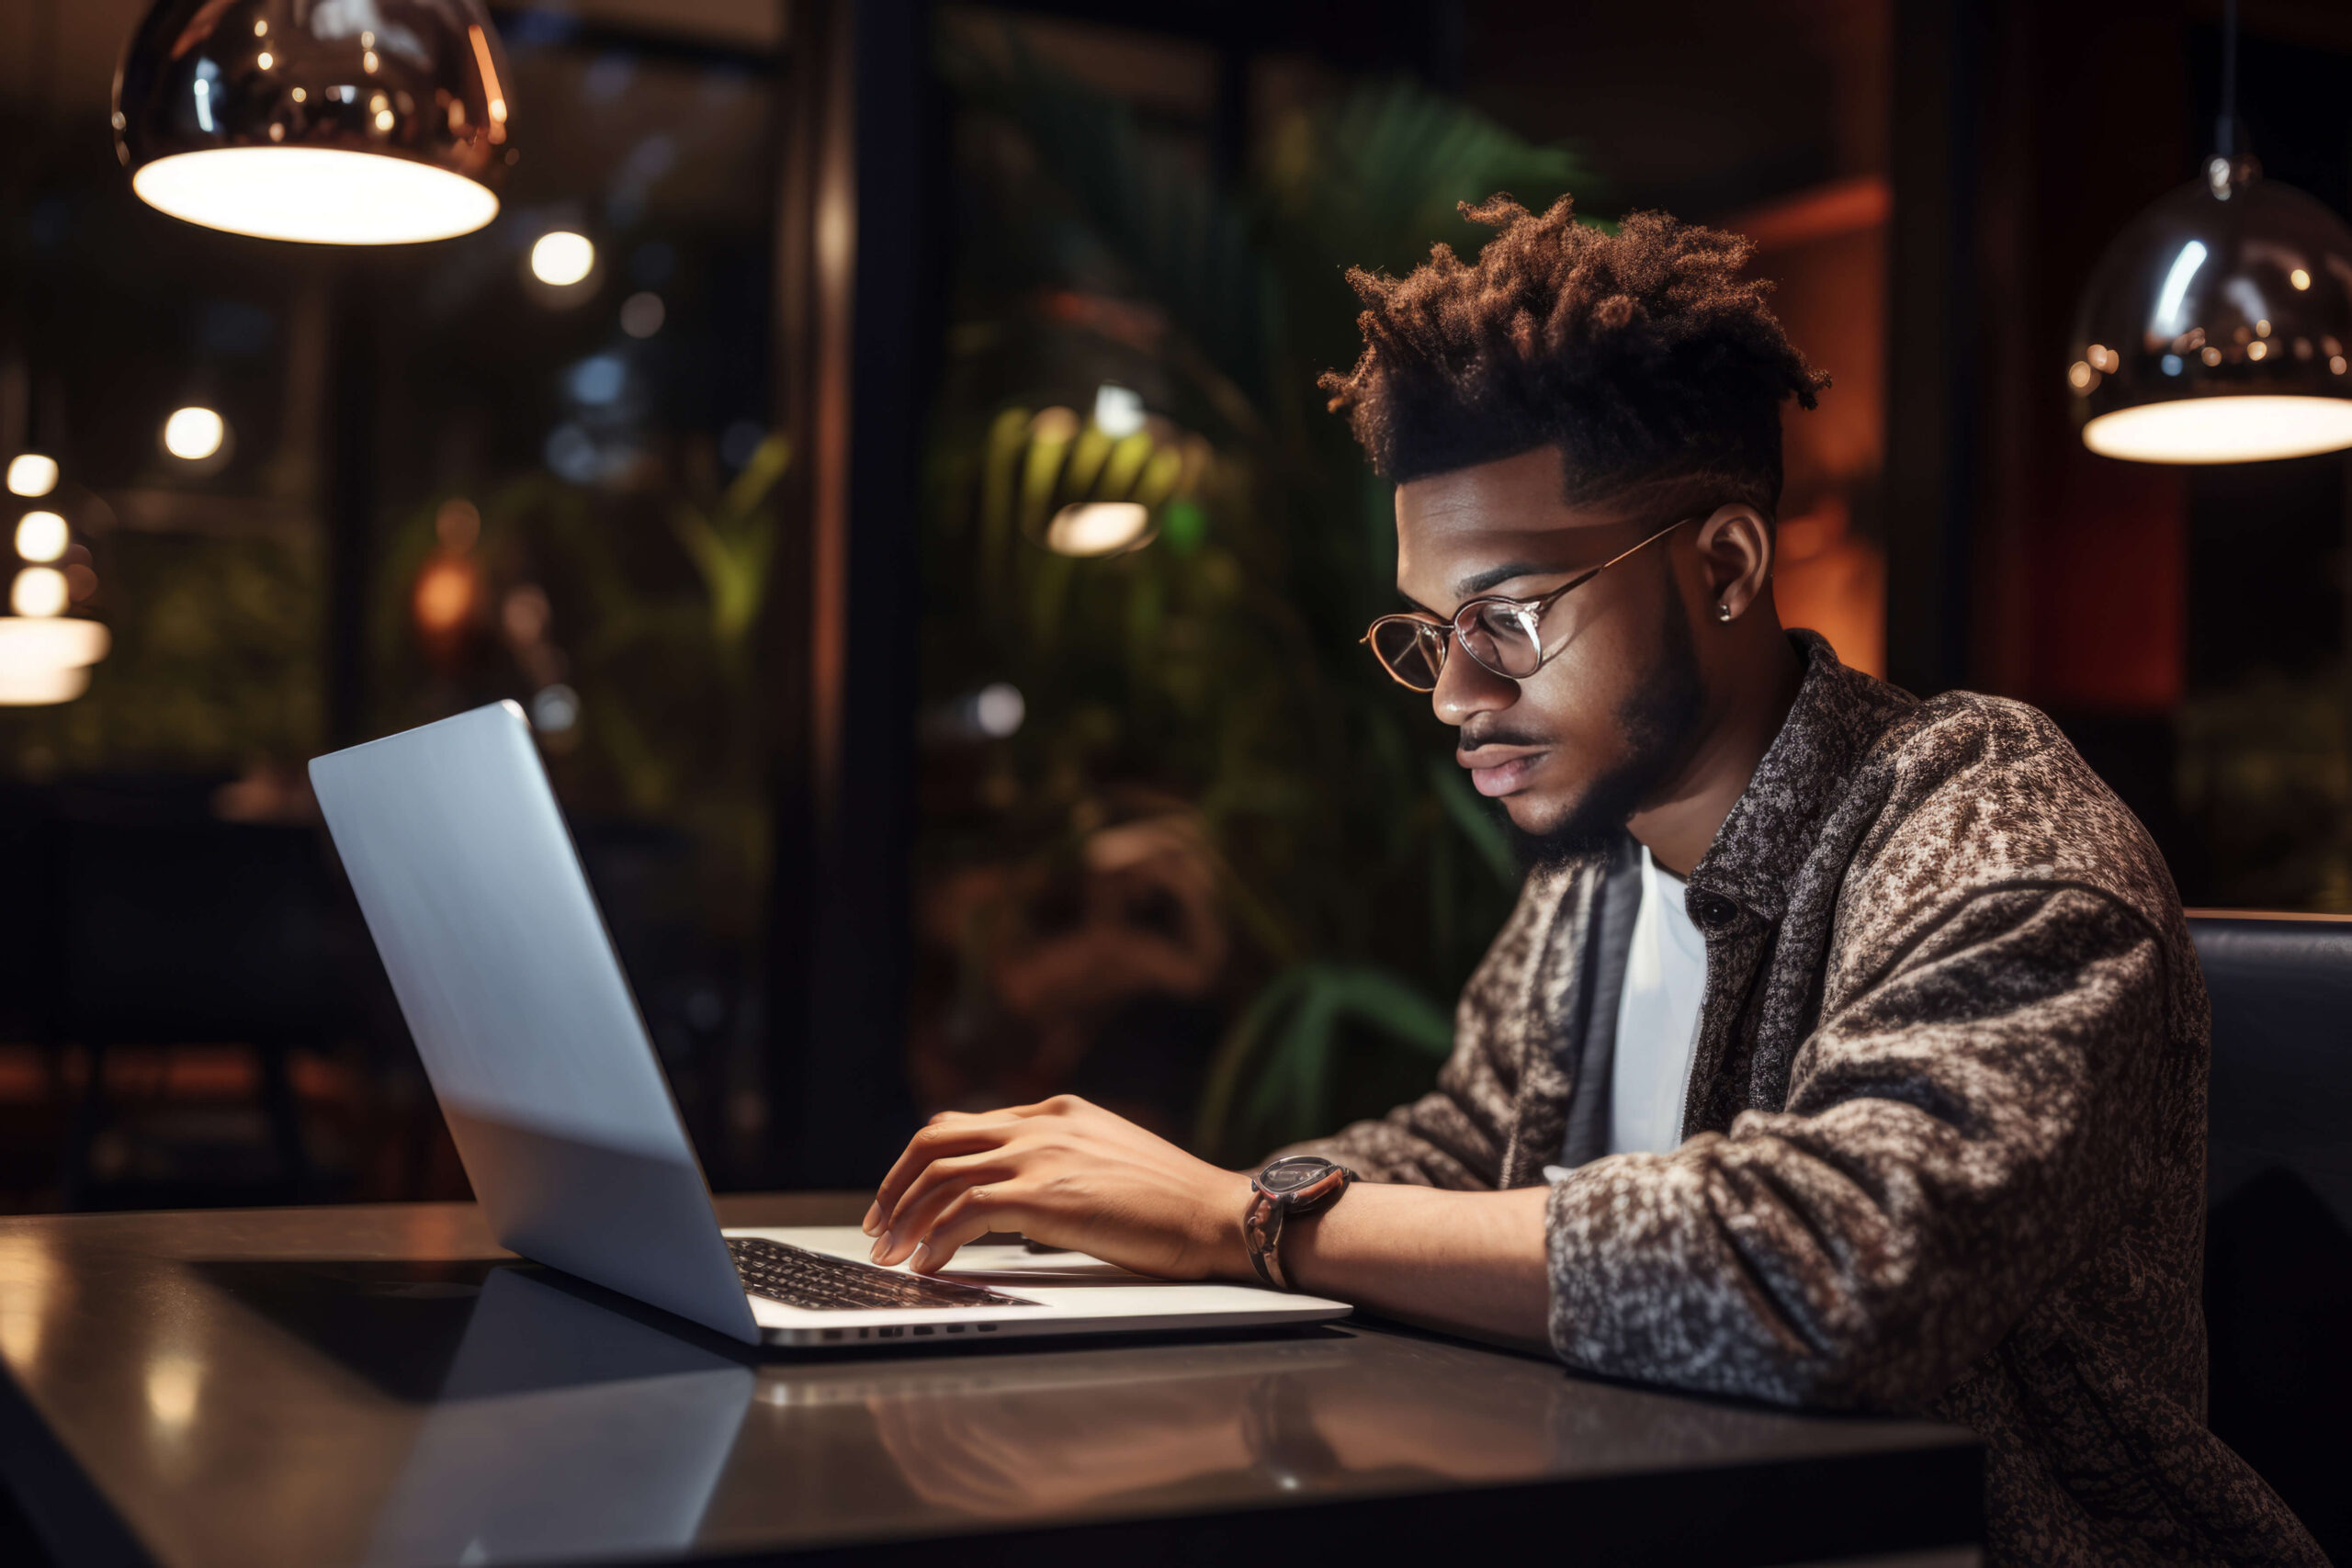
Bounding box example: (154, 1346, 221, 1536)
(0, 0, 2346, 1210)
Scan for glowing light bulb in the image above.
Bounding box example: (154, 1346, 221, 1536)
(15, 512, 68, 563)
(531, 231, 595, 287)
(163, 407, 226, 461)
(131, 148, 498, 245)
(1045, 502, 1150, 557)
(2083, 396, 2352, 464)
(11, 567, 69, 617)
(6, 455, 58, 498)
(1091, 383, 1146, 437)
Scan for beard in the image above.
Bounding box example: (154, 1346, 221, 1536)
(1506, 581, 1706, 873)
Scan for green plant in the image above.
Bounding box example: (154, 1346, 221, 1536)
(373, 436, 790, 936)
(923, 35, 1598, 1158)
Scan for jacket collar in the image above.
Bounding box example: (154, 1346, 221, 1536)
(1686, 631, 1917, 928)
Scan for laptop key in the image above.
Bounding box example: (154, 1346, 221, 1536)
(727, 1236, 1039, 1312)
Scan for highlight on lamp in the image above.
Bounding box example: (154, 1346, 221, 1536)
(114, 0, 514, 246)
(162, 406, 229, 463)
(531, 231, 596, 287)
(6, 454, 58, 498)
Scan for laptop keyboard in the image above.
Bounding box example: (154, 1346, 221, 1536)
(728, 1236, 1039, 1312)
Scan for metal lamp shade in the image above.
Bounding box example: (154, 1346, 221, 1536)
(2071, 158, 2352, 464)
(114, 0, 514, 245)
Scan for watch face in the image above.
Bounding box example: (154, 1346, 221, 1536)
(1259, 1157, 1333, 1195)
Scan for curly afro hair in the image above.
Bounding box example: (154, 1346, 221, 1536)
(1320, 195, 1827, 517)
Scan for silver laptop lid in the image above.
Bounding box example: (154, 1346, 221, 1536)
(311, 702, 760, 1344)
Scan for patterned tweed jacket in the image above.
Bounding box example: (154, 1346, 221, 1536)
(1292, 634, 2324, 1567)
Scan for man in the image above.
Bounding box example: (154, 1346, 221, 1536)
(863, 197, 2322, 1566)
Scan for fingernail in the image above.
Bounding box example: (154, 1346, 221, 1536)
(861, 1203, 879, 1235)
(871, 1231, 893, 1262)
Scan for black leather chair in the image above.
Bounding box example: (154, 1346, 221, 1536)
(2188, 912, 2352, 1562)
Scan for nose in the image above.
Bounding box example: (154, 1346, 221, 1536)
(1430, 638, 1519, 729)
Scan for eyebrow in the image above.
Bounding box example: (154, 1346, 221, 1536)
(1396, 558, 1592, 617)
(1453, 560, 1563, 599)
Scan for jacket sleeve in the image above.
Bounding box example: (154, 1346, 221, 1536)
(1544, 882, 2175, 1409)
(1272, 864, 1583, 1190)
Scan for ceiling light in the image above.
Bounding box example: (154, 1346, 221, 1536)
(531, 231, 595, 287)
(1045, 502, 1151, 557)
(5, 455, 58, 498)
(0, 663, 91, 705)
(2083, 396, 2352, 464)
(11, 567, 69, 618)
(1091, 383, 1147, 437)
(115, 1, 514, 246)
(15, 512, 69, 563)
(2069, 0, 2352, 463)
(162, 406, 227, 461)
(0, 616, 109, 677)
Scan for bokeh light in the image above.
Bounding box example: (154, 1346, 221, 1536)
(14, 512, 69, 563)
(531, 683, 580, 733)
(531, 231, 596, 287)
(1045, 501, 1150, 557)
(620, 291, 665, 337)
(975, 682, 1025, 738)
(5, 455, 58, 498)
(11, 566, 70, 617)
(162, 407, 227, 461)
(1091, 383, 1146, 437)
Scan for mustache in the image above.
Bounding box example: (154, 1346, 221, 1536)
(1456, 723, 1549, 753)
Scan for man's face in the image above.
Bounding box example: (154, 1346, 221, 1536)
(1394, 446, 1707, 858)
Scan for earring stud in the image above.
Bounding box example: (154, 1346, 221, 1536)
(1714, 603, 1734, 624)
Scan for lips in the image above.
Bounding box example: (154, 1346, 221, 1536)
(1460, 747, 1547, 798)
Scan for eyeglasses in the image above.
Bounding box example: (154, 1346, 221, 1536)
(1362, 516, 1691, 693)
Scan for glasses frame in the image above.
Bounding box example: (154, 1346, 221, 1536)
(1361, 516, 1694, 693)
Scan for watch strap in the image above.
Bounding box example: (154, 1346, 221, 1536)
(1243, 1161, 1353, 1292)
(1242, 1186, 1288, 1289)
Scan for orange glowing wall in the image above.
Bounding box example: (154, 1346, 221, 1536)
(1737, 176, 1892, 677)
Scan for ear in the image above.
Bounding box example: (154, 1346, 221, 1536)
(1692, 504, 1774, 623)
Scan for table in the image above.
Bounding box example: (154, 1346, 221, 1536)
(0, 1196, 1982, 1567)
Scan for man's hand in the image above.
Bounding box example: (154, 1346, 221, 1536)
(862, 1095, 1256, 1279)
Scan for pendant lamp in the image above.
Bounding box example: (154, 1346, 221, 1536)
(114, 0, 515, 245)
(2070, 0, 2352, 464)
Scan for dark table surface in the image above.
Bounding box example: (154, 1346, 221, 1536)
(0, 1195, 1984, 1568)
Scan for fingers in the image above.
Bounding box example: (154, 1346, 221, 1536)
(865, 1117, 1025, 1235)
(866, 1098, 1094, 1234)
(871, 1151, 1012, 1264)
(907, 1184, 1024, 1275)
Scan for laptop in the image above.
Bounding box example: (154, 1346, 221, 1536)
(310, 701, 1351, 1348)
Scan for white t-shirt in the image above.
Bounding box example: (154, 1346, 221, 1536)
(1604, 845, 1710, 1156)
(1541, 845, 1712, 1184)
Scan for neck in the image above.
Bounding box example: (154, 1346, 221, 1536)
(1626, 627, 1805, 878)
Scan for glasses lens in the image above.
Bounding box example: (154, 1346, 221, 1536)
(1370, 618, 1445, 690)
(1461, 602, 1544, 679)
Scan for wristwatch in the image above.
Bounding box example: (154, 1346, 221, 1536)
(1242, 1155, 1354, 1291)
